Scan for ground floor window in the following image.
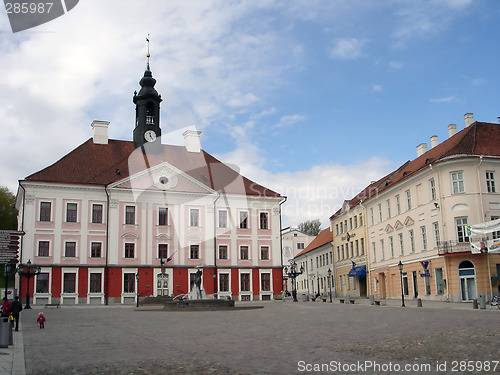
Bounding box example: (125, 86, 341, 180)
(36, 273, 49, 293)
(89, 273, 102, 293)
(124, 273, 135, 293)
(435, 268, 445, 294)
(63, 273, 76, 293)
(261, 273, 270, 291)
(219, 273, 229, 292)
(241, 273, 250, 291)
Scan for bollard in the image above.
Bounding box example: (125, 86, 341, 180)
(472, 299, 478, 309)
(417, 298, 422, 307)
(479, 294, 486, 310)
(369, 295, 375, 305)
(345, 295, 350, 304)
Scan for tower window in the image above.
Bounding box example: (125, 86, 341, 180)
(146, 116, 154, 125)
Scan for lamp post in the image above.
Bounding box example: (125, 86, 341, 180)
(397, 261, 405, 307)
(3, 263, 12, 299)
(17, 259, 41, 309)
(284, 260, 304, 302)
(328, 268, 332, 303)
(212, 272, 217, 299)
(135, 273, 140, 307)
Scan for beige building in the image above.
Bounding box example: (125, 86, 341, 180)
(330, 199, 368, 298)
(365, 114, 500, 303)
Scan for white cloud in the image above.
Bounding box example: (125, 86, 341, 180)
(430, 96, 455, 103)
(372, 84, 383, 92)
(329, 37, 367, 60)
(215, 142, 392, 228)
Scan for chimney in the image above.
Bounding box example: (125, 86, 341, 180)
(91, 120, 109, 145)
(416, 143, 428, 157)
(430, 135, 438, 148)
(464, 113, 474, 127)
(448, 124, 457, 138)
(183, 130, 202, 153)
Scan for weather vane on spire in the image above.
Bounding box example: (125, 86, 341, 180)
(146, 34, 151, 66)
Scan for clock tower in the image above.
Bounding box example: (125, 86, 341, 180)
(133, 61, 162, 150)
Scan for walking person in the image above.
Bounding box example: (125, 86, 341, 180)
(10, 296, 22, 331)
(36, 312, 46, 329)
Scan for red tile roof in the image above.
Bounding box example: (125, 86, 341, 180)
(295, 228, 333, 257)
(330, 121, 500, 216)
(23, 139, 281, 197)
(368, 121, 500, 198)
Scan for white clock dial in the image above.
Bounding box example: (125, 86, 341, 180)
(144, 130, 157, 142)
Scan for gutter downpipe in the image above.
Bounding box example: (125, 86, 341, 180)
(477, 156, 493, 301)
(213, 191, 221, 298)
(18, 181, 26, 300)
(358, 199, 371, 296)
(104, 185, 110, 305)
(279, 196, 287, 293)
(432, 163, 450, 302)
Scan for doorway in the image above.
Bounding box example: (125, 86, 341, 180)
(157, 273, 169, 296)
(458, 260, 477, 301)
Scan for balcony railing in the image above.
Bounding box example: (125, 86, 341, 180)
(437, 240, 471, 255)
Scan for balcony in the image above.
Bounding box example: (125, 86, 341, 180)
(437, 240, 471, 255)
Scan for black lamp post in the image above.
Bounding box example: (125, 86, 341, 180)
(17, 259, 41, 309)
(328, 268, 332, 303)
(135, 273, 140, 307)
(3, 263, 12, 299)
(284, 260, 304, 302)
(398, 260, 405, 307)
(212, 272, 217, 299)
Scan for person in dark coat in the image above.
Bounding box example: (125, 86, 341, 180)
(10, 296, 22, 331)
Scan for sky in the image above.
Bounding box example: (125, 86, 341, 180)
(1, 0, 499, 229)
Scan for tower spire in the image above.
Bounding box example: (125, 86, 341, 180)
(146, 34, 151, 69)
(133, 34, 162, 150)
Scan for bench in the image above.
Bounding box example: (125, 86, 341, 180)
(374, 300, 381, 306)
(349, 299, 355, 304)
(339, 299, 345, 304)
(45, 303, 60, 308)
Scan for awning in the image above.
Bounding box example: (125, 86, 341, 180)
(348, 265, 366, 277)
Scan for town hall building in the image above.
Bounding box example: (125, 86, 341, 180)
(15, 61, 285, 305)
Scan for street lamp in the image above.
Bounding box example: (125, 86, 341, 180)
(397, 261, 405, 307)
(328, 268, 332, 303)
(212, 272, 217, 299)
(3, 263, 12, 299)
(135, 273, 140, 307)
(284, 260, 304, 302)
(17, 259, 41, 309)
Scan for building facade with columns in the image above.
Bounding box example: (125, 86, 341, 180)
(15, 63, 284, 305)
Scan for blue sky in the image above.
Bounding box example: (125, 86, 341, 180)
(1, 0, 499, 228)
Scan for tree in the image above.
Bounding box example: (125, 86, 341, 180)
(297, 219, 321, 236)
(0, 186, 18, 230)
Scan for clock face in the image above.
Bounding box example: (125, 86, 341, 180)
(144, 130, 157, 142)
(284, 246, 292, 258)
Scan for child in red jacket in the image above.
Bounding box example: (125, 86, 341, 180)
(36, 312, 46, 329)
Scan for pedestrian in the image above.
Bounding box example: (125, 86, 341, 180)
(10, 296, 23, 331)
(1, 296, 11, 317)
(36, 312, 46, 329)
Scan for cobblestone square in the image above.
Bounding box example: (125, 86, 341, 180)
(20, 301, 500, 375)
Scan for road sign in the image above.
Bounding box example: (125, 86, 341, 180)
(0, 231, 23, 264)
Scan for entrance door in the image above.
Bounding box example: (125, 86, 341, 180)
(359, 275, 367, 297)
(458, 260, 477, 301)
(157, 273, 169, 296)
(412, 271, 418, 298)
